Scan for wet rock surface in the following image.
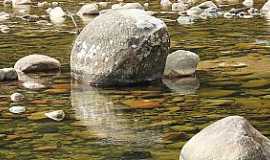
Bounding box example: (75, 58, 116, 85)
(71, 9, 170, 86)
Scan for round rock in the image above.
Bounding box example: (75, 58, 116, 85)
(14, 54, 61, 73)
(9, 106, 26, 114)
(180, 116, 270, 160)
(71, 9, 170, 86)
(10, 92, 24, 102)
(164, 50, 199, 77)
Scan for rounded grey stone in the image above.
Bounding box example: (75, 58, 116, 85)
(71, 9, 170, 86)
(180, 116, 270, 160)
(14, 54, 61, 73)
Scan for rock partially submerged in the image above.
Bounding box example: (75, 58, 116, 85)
(77, 4, 99, 16)
(10, 92, 24, 102)
(71, 9, 170, 86)
(0, 12, 10, 21)
(164, 50, 199, 78)
(45, 110, 65, 121)
(14, 54, 61, 73)
(180, 116, 270, 160)
(9, 106, 26, 114)
(11, 0, 31, 6)
(0, 68, 18, 81)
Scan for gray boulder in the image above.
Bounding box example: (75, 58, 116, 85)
(77, 4, 99, 16)
(0, 68, 18, 81)
(180, 116, 270, 160)
(14, 54, 61, 73)
(71, 9, 170, 86)
(164, 50, 199, 77)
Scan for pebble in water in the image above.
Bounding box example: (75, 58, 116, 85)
(9, 106, 26, 114)
(0, 12, 10, 21)
(10, 93, 24, 102)
(44, 110, 65, 121)
(0, 25, 10, 33)
(242, 0, 253, 8)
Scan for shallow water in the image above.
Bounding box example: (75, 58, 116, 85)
(0, 1, 270, 160)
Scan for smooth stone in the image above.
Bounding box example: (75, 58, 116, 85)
(77, 4, 99, 16)
(10, 93, 24, 102)
(121, 3, 144, 10)
(144, 3, 149, 9)
(44, 110, 65, 121)
(51, 1, 58, 7)
(11, 0, 31, 5)
(0, 68, 18, 81)
(180, 116, 270, 160)
(172, 2, 187, 12)
(9, 106, 26, 114)
(160, 0, 172, 8)
(261, 0, 270, 15)
(0, 12, 10, 21)
(37, 1, 49, 8)
(71, 9, 170, 86)
(98, 2, 109, 9)
(177, 15, 194, 24)
(14, 54, 61, 73)
(164, 50, 199, 77)
(22, 82, 46, 90)
(0, 25, 10, 33)
(242, 0, 253, 8)
(47, 7, 66, 23)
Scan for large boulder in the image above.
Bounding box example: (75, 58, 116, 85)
(180, 116, 270, 160)
(71, 9, 170, 86)
(14, 54, 61, 73)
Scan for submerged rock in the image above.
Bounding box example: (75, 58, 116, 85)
(187, 1, 218, 18)
(77, 4, 99, 16)
(162, 76, 200, 93)
(37, 1, 49, 8)
(0, 68, 18, 81)
(9, 106, 26, 114)
(180, 116, 270, 160)
(71, 9, 170, 86)
(14, 54, 61, 73)
(44, 110, 65, 121)
(164, 50, 199, 77)
(10, 93, 24, 102)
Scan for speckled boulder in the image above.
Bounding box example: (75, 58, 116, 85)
(180, 116, 270, 160)
(71, 9, 170, 86)
(14, 54, 61, 73)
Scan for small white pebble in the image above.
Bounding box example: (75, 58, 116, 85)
(10, 92, 24, 102)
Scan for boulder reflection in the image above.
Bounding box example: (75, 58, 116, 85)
(71, 76, 200, 144)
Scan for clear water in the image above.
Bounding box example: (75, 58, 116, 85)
(0, 1, 270, 160)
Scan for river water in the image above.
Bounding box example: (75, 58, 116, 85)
(0, 1, 270, 160)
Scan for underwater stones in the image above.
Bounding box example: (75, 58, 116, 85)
(0, 68, 18, 81)
(44, 110, 65, 121)
(180, 116, 270, 160)
(14, 54, 61, 73)
(164, 50, 199, 78)
(77, 4, 99, 16)
(9, 106, 26, 114)
(10, 93, 24, 102)
(71, 9, 170, 86)
(122, 99, 163, 109)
